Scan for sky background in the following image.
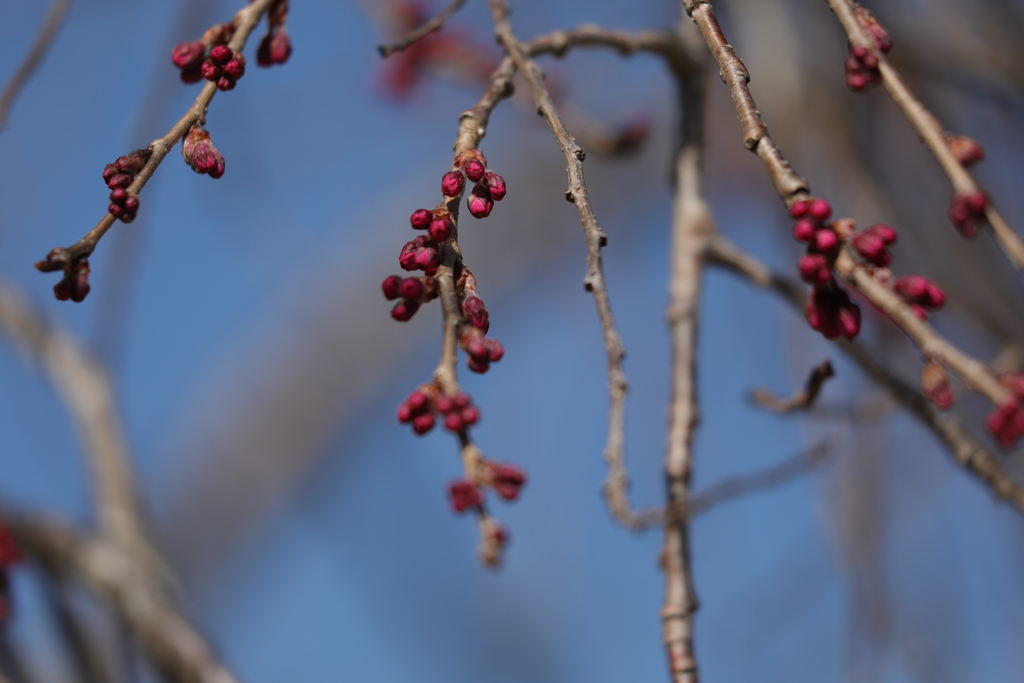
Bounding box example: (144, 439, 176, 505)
(1, 1, 1023, 682)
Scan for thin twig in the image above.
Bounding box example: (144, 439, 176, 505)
(824, 0, 1024, 270)
(0, 0, 74, 130)
(37, 0, 277, 275)
(751, 360, 836, 413)
(660, 19, 711, 682)
(377, 0, 468, 57)
(706, 237, 1024, 514)
(6, 511, 240, 683)
(0, 283, 159, 572)
(682, 0, 1012, 412)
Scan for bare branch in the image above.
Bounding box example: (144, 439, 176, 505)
(36, 0, 279, 282)
(377, 0, 468, 58)
(751, 360, 836, 413)
(0, 0, 74, 130)
(660, 20, 711, 682)
(824, 0, 1024, 270)
(707, 237, 1024, 515)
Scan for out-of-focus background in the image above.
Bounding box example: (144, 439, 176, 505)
(1, 0, 1024, 681)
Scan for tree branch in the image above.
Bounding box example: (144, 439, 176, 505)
(0, 0, 74, 130)
(377, 0, 468, 57)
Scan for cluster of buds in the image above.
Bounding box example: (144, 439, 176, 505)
(257, 0, 292, 67)
(170, 22, 235, 84)
(398, 235, 440, 276)
(102, 149, 149, 223)
(409, 207, 453, 242)
(892, 275, 945, 320)
(851, 223, 897, 267)
(949, 190, 988, 238)
(0, 523, 19, 622)
(443, 149, 507, 219)
(920, 361, 954, 411)
(199, 45, 247, 92)
(182, 124, 226, 179)
(459, 296, 504, 373)
(789, 197, 862, 340)
(447, 460, 527, 513)
(987, 374, 1024, 448)
(382, 274, 438, 321)
(396, 385, 480, 436)
(946, 134, 985, 168)
(844, 6, 891, 91)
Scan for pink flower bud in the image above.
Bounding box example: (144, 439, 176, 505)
(399, 277, 425, 300)
(467, 357, 490, 374)
(397, 404, 413, 423)
(467, 183, 493, 218)
(483, 171, 506, 201)
(813, 228, 839, 253)
(399, 236, 428, 270)
(172, 42, 206, 70)
(846, 72, 867, 92)
(966, 190, 988, 213)
(894, 275, 928, 301)
(123, 193, 140, 213)
(808, 199, 832, 222)
(414, 246, 439, 271)
(381, 275, 402, 300)
(406, 390, 429, 414)
(486, 339, 504, 362)
(923, 282, 945, 309)
(798, 254, 829, 284)
(948, 135, 984, 167)
(116, 149, 150, 174)
(792, 219, 816, 242)
(390, 300, 420, 321)
(788, 200, 809, 219)
(461, 296, 489, 331)
(224, 56, 246, 80)
(444, 413, 464, 432)
(410, 209, 433, 230)
(102, 164, 118, 185)
(180, 65, 204, 83)
(452, 394, 470, 410)
(269, 31, 292, 64)
(107, 174, 133, 189)
(109, 188, 128, 204)
(867, 224, 897, 245)
(108, 203, 124, 218)
(987, 402, 1024, 448)
(435, 396, 454, 414)
(463, 158, 485, 183)
(441, 171, 466, 198)
(489, 463, 527, 500)
(216, 76, 236, 91)
(428, 217, 452, 242)
(412, 413, 435, 435)
(448, 479, 483, 512)
(201, 59, 221, 81)
(461, 406, 479, 426)
(836, 303, 861, 341)
(209, 45, 232, 65)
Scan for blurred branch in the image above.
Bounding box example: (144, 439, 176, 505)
(7, 511, 240, 683)
(0, 0, 73, 130)
(377, 0, 468, 57)
(43, 576, 114, 683)
(825, 0, 1024, 270)
(683, 0, 1012, 412)
(751, 360, 835, 413)
(0, 283, 158, 570)
(706, 238, 1024, 514)
(660, 20, 710, 683)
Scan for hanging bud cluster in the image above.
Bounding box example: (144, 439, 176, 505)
(102, 148, 149, 223)
(170, 22, 237, 86)
(789, 197, 862, 340)
(257, 0, 292, 67)
(446, 149, 507, 219)
(182, 124, 226, 179)
(844, 6, 891, 91)
(447, 460, 527, 513)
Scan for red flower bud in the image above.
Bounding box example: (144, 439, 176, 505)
(792, 219, 816, 242)
(428, 217, 452, 242)
(410, 209, 433, 230)
(209, 45, 232, 65)
(808, 199, 832, 222)
(201, 60, 221, 81)
(867, 223, 897, 245)
(399, 277, 425, 300)
(224, 56, 246, 80)
(463, 158, 486, 183)
(921, 362, 954, 410)
(788, 200, 809, 219)
(462, 296, 489, 332)
(441, 171, 466, 198)
(483, 171, 506, 201)
(813, 228, 839, 253)
(987, 402, 1024, 448)
(489, 463, 527, 500)
(172, 41, 206, 70)
(948, 135, 984, 167)
(448, 479, 483, 512)
(412, 412, 435, 435)
(467, 183, 493, 218)
(444, 413, 464, 432)
(381, 275, 402, 300)
(390, 299, 420, 321)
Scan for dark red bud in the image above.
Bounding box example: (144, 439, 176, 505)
(813, 228, 840, 253)
(224, 57, 246, 80)
(868, 224, 898, 245)
(467, 183, 493, 219)
(412, 413, 436, 435)
(444, 413, 464, 432)
(172, 41, 206, 70)
(107, 174, 133, 189)
(808, 199, 832, 222)
(428, 217, 452, 242)
(461, 406, 479, 425)
(483, 171, 506, 201)
(216, 76, 236, 91)
(987, 402, 1024, 448)
(792, 219, 816, 242)
(201, 60, 221, 81)
(463, 159, 485, 183)
(485, 339, 504, 362)
(467, 357, 490, 374)
(390, 300, 420, 321)
(399, 277, 425, 300)
(209, 45, 232, 64)
(462, 296, 489, 331)
(382, 275, 402, 300)
(410, 209, 433, 230)
(448, 479, 483, 512)
(435, 396, 454, 414)
(441, 171, 466, 198)
(788, 200, 809, 219)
